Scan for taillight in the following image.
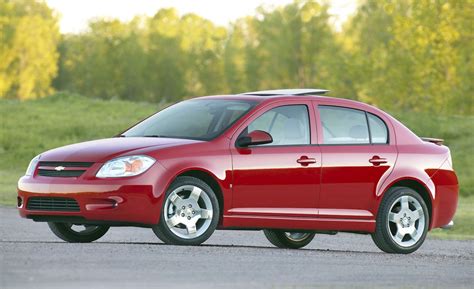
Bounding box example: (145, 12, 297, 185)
(447, 151, 453, 169)
(441, 151, 453, 170)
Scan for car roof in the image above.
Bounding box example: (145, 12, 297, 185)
(242, 88, 329, 96)
(194, 88, 327, 102)
(193, 89, 369, 109)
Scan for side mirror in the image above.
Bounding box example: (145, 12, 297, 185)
(237, 130, 273, 147)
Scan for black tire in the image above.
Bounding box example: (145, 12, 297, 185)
(152, 176, 220, 246)
(372, 187, 429, 254)
(263, 229, 315, 249)
(47, 222, 109, 243)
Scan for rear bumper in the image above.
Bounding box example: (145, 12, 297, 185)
(441, 220, 454, 230)
(431, 169, 459, 229)
(17, 175, 165, 225)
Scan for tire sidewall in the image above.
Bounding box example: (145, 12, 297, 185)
(264, 229, 315, 249)
(48, 222, 109, 243)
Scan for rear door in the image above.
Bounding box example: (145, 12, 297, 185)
(315, 103, 397, 219)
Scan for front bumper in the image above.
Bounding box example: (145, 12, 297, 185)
(17, 173, 167, 225)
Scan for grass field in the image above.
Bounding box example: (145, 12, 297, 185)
(430, 196, 474, 240)
(0, 93, 472, 239)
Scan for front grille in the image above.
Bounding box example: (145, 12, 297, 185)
(37, 161, 93, 178)
(38, 170, 86, 177)
(38, 161, 94, 168)
(26, 197, 80, 212)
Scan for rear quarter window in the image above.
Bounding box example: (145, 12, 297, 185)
(368, 113, 389, 144)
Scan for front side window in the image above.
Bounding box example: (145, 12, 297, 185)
(244, 105, 310, 146)
(123, 99, 256, 140)
(319, 106, 370, 144)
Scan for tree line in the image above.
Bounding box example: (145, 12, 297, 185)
(0, 0, 472, 115)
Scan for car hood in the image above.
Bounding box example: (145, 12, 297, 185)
(39, 137, 201, 163)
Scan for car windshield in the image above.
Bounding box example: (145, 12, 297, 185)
(122, 99, 257, 140)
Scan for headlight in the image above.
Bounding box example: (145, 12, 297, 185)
(96, 155, 155, 178)
(25, 155, 41, 176)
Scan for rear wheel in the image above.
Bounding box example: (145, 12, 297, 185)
(152, 176, 220, 245)
(48, 222, 109, 243)
(263, 229, 315, 249)
(372, 187, 429, 254)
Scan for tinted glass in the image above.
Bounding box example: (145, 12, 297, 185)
(123, 99, 256, 140)
(319, 106, 370, 144)
(246, 105, 310, 145)
(368, 113, 388, 144)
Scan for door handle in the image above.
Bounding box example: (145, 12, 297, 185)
(369, 156, 387, 166)
(297, 156, 317, 166)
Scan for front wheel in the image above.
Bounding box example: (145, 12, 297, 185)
(263, 229, 315, 249)
(372, 187, 429, 254)
(152, 176, 220, 245)
(48, 222, 109, 243)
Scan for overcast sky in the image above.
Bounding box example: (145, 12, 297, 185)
(45, 0, 358, 33)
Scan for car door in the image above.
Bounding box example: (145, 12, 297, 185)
(229, 101, 321, 219)
(315, 103, 397, 219)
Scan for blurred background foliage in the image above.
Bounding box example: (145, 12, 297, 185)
(0, 0, 59, 99)
(0, 0, 472, 115)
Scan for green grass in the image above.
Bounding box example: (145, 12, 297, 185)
(430, 195, 474, 240)
(0, 93, 472, 239)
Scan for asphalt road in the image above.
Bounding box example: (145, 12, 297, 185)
(1, 206, 473, 289)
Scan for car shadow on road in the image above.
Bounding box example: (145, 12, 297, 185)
(1, 239, 387, 255)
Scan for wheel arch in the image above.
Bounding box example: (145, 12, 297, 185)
(175, 169, 225, 224)
(379, 178, 434, 229)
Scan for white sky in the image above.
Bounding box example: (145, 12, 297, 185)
(45, 0, 358, 34)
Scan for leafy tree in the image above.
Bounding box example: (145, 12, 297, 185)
(145, 9, 186, 102)
(345, 0, 473, 115)
(0, 0, 59, 99)
(179, 13, 228, 96)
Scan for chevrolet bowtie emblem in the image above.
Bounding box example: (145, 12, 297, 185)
(54, 166, 66, 171)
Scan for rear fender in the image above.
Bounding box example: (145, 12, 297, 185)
(378, 169, 435, 200)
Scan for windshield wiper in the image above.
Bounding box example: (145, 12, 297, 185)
(143, 135, 173, 138)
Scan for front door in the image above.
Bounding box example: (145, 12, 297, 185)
(230, 102, 321, 220)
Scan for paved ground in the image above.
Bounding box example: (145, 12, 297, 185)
(1, 206, 473, 289)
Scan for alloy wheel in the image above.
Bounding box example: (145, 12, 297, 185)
(163, 185, 214, 239)
(387, 195, 426, 247)
(284, 232, 312, 242)
(67, 224, 102, 235)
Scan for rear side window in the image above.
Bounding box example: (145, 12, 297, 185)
(368, 113, 388, 144)
(318, 106, 389, 145)
(319, 106, 370, 144)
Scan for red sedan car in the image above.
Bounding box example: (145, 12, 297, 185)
(18, 89, 458, 254)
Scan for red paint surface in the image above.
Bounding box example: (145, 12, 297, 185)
(18, 94, 458, 232)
